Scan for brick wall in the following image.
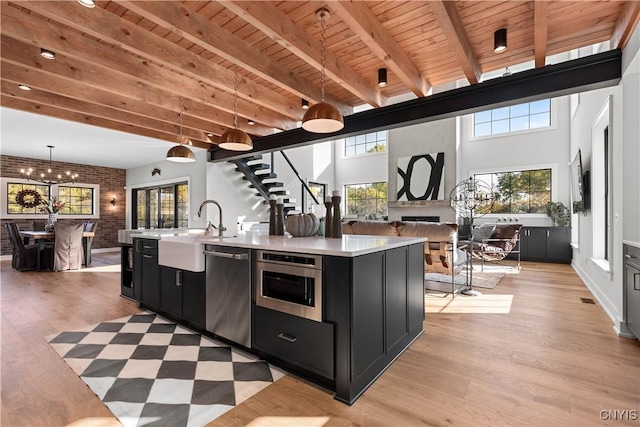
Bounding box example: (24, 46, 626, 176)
(1, 154, 126, 255)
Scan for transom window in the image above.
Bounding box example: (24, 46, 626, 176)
(345, 182, 388, 217)
(473, 99, 551, 137)
(4, 180, 98, 218)
(475, 169, 551, 214)
(133, 182, 188, 229)
(344, 131, 387, 157)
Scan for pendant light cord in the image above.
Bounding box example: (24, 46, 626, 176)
(320, 13, 327, 103)
(178, 96, 184, 144)
(233, 65, 239, 129)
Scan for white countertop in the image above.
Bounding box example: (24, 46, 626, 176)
(161, 231, 427, 258)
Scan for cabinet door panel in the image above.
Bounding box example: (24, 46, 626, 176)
(626, 264, 640, 338)
(182, 271, 205, 329)
(385, 247, 408, 352)
(159, 267, 183, 318)
(525, 228, 547, 260)
(546, 228, 572, 262)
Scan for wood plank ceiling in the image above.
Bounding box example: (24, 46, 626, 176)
(1, 1, 638, 151)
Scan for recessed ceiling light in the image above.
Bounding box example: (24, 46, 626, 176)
(247, 119, 255, 125)
(206, 132, 214, 137)
(77, 0, 96, 8)
(40, 48, 56, 60)
(18, 84, 31, 91)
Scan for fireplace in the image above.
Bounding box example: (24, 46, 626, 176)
(401, 216, 440, 222)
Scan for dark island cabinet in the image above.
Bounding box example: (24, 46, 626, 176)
(133, 238, 159, 309)
(520, 226, 571, 263)
(253, 306, 334, 379)
(120, 244, 134, 299)
(624, 244, 640, 341)
(159, 266, 206, 330)
(324, 243, 424, 404)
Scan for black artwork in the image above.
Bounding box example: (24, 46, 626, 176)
(397, 152, 445, 201)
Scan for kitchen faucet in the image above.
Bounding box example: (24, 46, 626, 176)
(197, 200, 227, 236)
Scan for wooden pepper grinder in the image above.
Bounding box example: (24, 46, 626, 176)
(331, 190, 342, 238)
(268, 195, 277, 235)
(275, 199, 285, 235)
(324, 196, 333, 238)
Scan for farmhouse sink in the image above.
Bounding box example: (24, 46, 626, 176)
(158, 234, 240, 272)
(158, 235, 207, 272)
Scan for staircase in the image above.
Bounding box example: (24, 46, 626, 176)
(229, 154, 298, 216)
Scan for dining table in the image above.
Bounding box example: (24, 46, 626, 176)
(20, 230, 96, 271)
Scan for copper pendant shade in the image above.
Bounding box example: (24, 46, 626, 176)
(302, 102, 344, 133)
(166, 144, 196, 162)
(219, 128, 253, 151)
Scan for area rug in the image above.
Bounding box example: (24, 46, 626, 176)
(424, 269, 506, 291)
(46, 312, 285, 427)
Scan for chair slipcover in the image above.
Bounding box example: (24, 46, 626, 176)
(54, 222, 85, 271)
(83, 221, 97, 266)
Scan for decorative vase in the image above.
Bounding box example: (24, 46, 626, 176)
(45, 213, 57, 231)
(275, 202, 285, 235)
(269, 199, 277, 235)
(324, 198, 333, 238)
(331, 195, 342, 238)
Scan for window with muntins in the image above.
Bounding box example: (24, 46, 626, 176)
(345, 182, 387, 216)
(133, 182, 188, 229)
(58, 186, 94, 215)
(475, 169, 551, 214)
(473, 99, 551, 137)
(344, 131, 387, 157)
(6, 182, 50, 214)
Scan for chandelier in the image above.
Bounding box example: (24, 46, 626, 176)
(449, 177, 495, 225)
(20, 145, 79, 185)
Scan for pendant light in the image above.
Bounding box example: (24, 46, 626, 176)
(219, 65, 253, 151)
(166, 97, 196, 163)
(494, 28, 507, 53)
(378, 68, 388, 87)
(302, 8, 344, 134)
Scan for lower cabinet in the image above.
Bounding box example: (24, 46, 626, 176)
(624, 244, 640, 341)
(253, 306, 334, 379)
(159, 266, 206, 330)
(520, 226, 571, 263)
(133, 238, 160, 309)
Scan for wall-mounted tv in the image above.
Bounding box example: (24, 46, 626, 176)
(570, 149, 590, 213)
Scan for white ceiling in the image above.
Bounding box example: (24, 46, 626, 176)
(0, 107, 205, 169)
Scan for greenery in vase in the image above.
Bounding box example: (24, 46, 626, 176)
(546, 202, 570, 227)
(40, 197, 65, 214)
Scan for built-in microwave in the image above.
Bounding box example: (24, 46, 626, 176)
(255, 250, 323, 322)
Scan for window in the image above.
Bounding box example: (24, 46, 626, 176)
(2, 179, 99, 218)
(6, 182, 50, 214)
(344, 131, 387, 157)
(345, 182, 387, 217)
(592, 97, 611, 268)
(475, 169, 551, 214)
(473, 99, 551, 137)
(133, 182, 188, 229)
(58, 186, 94, 215)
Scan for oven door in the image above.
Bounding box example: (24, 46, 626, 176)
(256, 261, 322, 322)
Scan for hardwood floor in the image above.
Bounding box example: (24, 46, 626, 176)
(1, 256, 638, 426)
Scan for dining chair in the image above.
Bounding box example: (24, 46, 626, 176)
(82, 221, 97, 266)
(53, 221, 85, 271)
(5, 222, 52, 271)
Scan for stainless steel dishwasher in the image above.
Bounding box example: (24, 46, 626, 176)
(204, 245, 252, 348)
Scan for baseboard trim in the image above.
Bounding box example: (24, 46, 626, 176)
(1, 247, 119, 262)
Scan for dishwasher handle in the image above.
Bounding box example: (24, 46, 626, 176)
(203, 250, 248, 260)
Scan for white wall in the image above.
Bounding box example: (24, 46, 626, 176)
(457, 97, 572, 227)
(570, 26, 639, 335)
(334, 138, 388, 217)
(387, 119, 457, 222)
(125, 148, 208, 229)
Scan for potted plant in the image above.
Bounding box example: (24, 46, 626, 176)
(40, 197, 65, 230)
(546, 202, 570, 227)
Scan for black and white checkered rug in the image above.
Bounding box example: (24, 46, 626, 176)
(47, 312, 285, 427)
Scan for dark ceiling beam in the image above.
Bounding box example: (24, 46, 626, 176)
(210, 49, 622, 162)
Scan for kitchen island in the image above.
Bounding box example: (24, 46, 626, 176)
(123, 231, 426, 404)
